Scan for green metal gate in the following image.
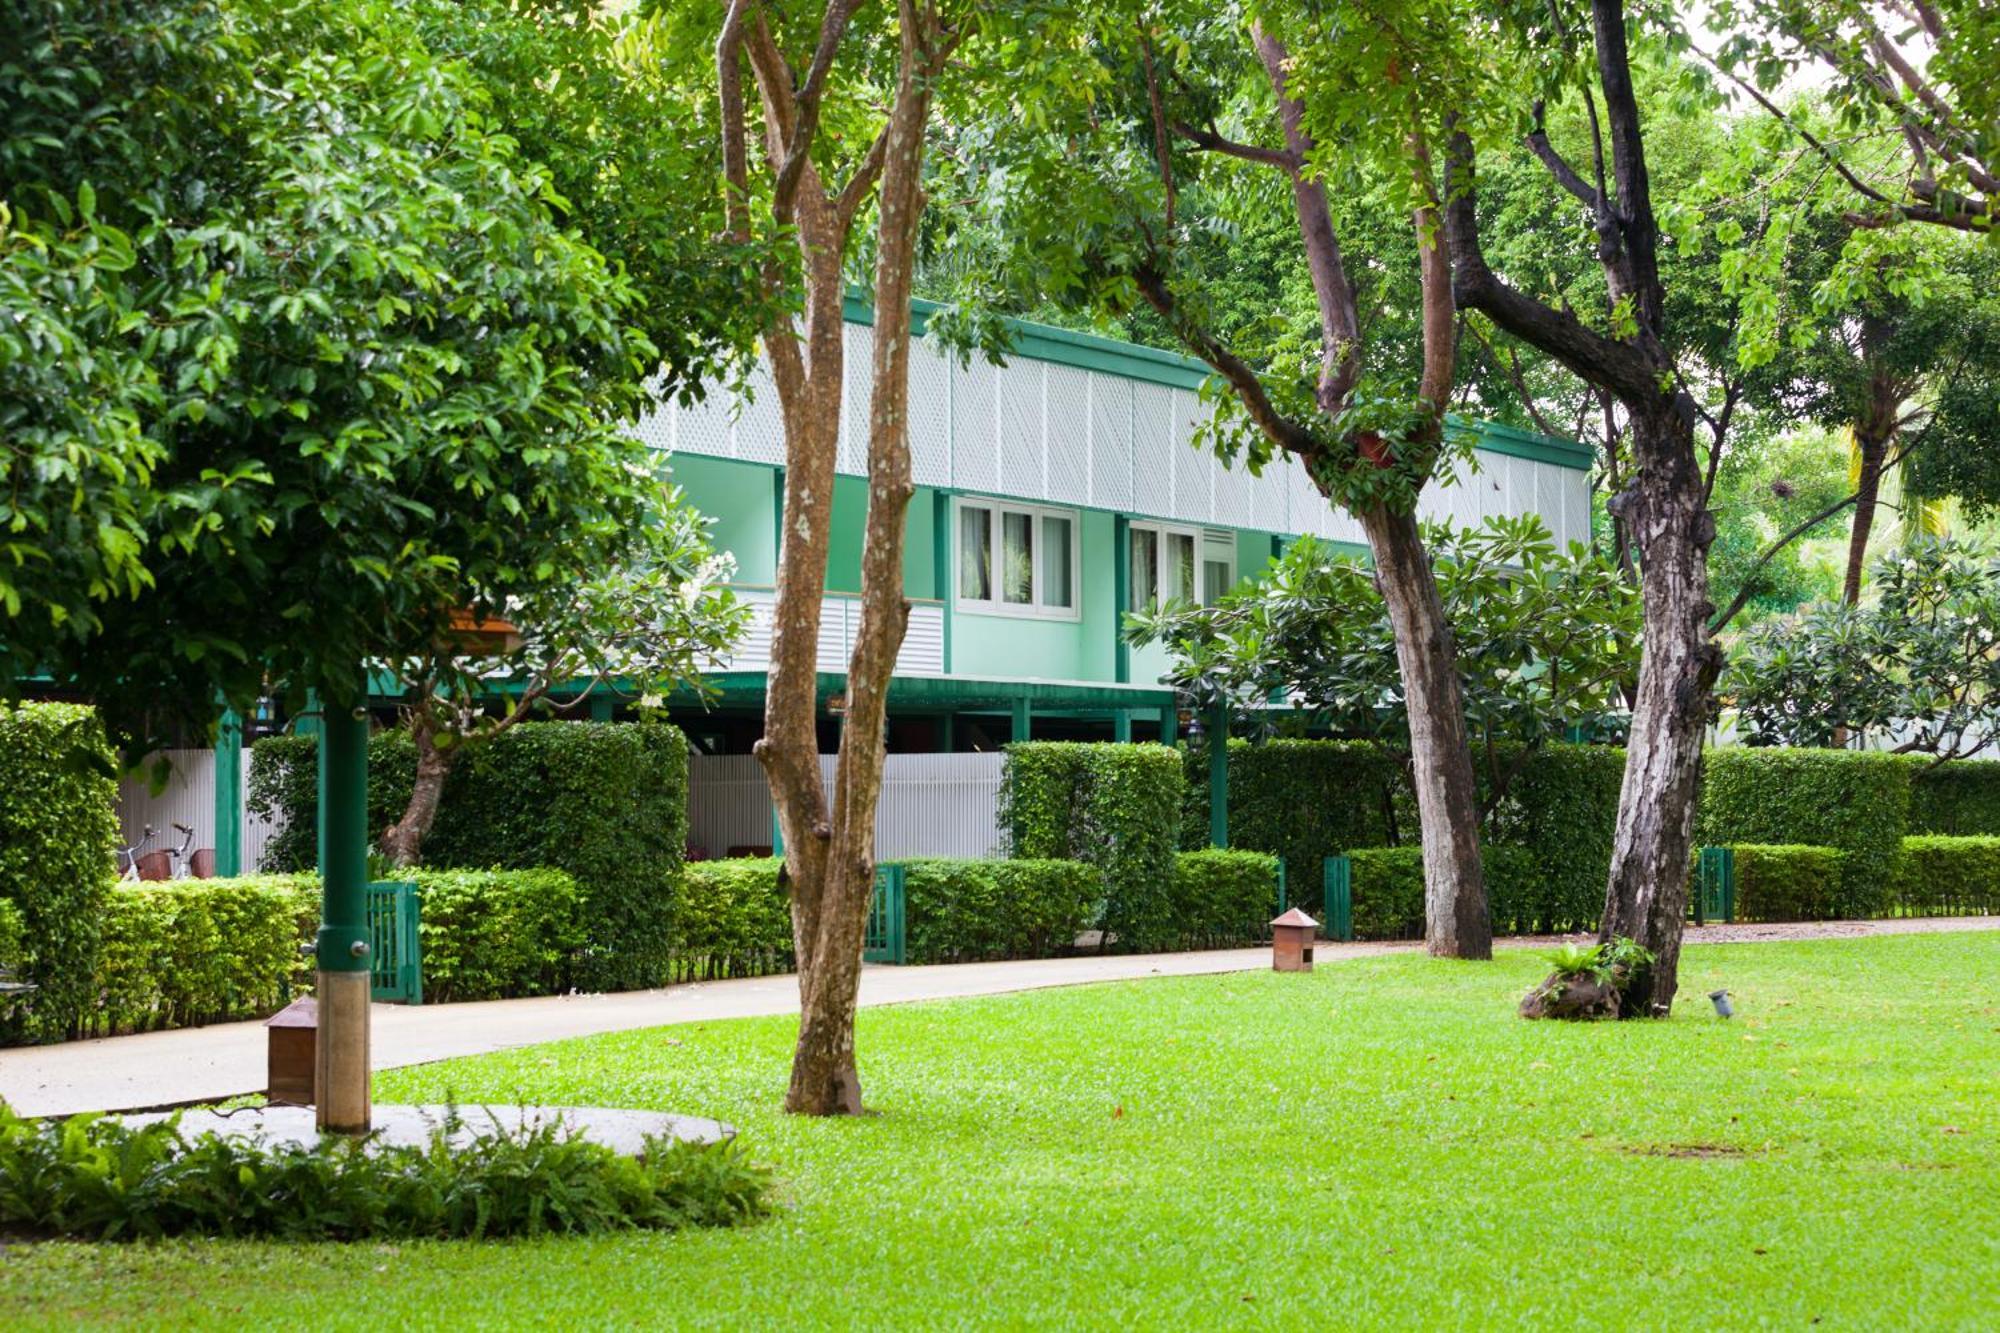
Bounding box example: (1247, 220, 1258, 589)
(366, 881, 423, 1004)
(864, 864, 907, 965)
(1323, 856, 1354, 942)
(1694, 846, 1736, 925)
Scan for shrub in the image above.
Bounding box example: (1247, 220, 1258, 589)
(0, 1102, 769, 1241)
(674, 858, 792, 982)
(1344, 845, 1539, 941)
(0, 899, 23, 971)
(1001, 743, 1185, 952)
(1169, 850, 1281, 948)
(1187, 739, 1404, 872)
(250, 721, 688, 992)
(901, 858, 1099, 962)
(89, 876, 317, 1036)
(1695, 749, 1910, 917)
(1489, 744, 1626, 932)
(0, 703, 121, 1043)
(1905, 760, 2000, 837)
(1889, 836, 2000, 917)
(411, 868, 586, 1003)
(1724, 845, 1846, 922)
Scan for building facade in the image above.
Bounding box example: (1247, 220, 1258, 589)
(639, 299, 1595, 757)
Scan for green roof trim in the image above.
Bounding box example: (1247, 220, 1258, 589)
(841, 294, 1595, 470)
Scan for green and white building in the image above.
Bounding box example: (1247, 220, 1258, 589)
(643, 298, 1595, 762)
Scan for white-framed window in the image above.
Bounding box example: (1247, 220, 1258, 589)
(1130, 522, 1235, 609)
(955, 497, 1079, 619)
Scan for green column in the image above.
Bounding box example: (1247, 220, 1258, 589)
(589, 691, 614, 722)
(937, 712, 956, 752)
(1207, 700, 1228, 849)
(933, 490, 953, 675)
(214, 708, 243, 877)
(1158, 703, 1177, 745)
(1113, 709, 1131, 743)
(316, 696, 371, 971)
(1011, 698, 1031, 743)
(1112, 515, 1131, 684)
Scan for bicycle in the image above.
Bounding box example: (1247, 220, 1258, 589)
(117, 824, 157, 883)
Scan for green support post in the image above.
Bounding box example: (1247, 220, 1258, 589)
(1207, 701, 1228, 848)
(932, 490, 953, 675)
(588, 692, 614, 722)
(213, 708, 243, 878)
(937, 712, 956, 753)
(1113, 709, 1132, 743)
(316, 688, 372, 1133)
(1112, 515, 1131, 684)
(1158, 703, 1177, 745)
(1011, 697, 1031, 744)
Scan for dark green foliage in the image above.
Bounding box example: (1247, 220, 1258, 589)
(901, 858, 1100, 963)
(1345, 846, 1539, 941)
(250, 721, 687, 992)
(413, 869, 585, 1003)
(1695, 749, 1911, 917)
(1190, 739, 1404, 875)
(0, 1102, 769, 1241)
(1889, 836, 2000, 917)
(1905, 760, 2000, 836)
(674, 859, 793, 982)
(1488, 744, 1628, 933)
(1725, 845, 1847, 922)
(88, 876, 317, 1037)
(1169, 850, 1281, 948)
(0, 704, 120, 1042)
(0, 899, 22, 971)
(1001, 743, 1186, 952)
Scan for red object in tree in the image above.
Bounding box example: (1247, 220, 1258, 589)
(1356, 431, 1394, 468)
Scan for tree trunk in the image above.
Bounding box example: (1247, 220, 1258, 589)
(1596, 405, 1723, 1015)
(379, 718, 455, 868)
(1358, 504, 1492, 959)
(1843, 432, 1887, 604)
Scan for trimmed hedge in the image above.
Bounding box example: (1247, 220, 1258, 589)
(1694, 748, 1909, 918)
(1726, 845, 1846, 922)
(1170, 850, 1281, 948)
(675, 858, 792, 982)
(902, 858, 1100, 962)
(0, 899, 22, 971)
(1905, 760, 2000, 837)
(250, 721, 688, 992)
(89, 876, 316, 1036)
(413, 868, 585, 1003)
(0, 703, 121, 1042)
(1345, 846, 1538, 941)
(1490, 743, 1626, 933)
(1890, 836, 2000, 917)
(1187, 739, 1403, 873)
(1002, 742, 1186, 952)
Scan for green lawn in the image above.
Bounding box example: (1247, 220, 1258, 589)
(5, 932, 1998, 1328)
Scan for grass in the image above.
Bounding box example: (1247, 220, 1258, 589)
(4, 931, 1998, 1328)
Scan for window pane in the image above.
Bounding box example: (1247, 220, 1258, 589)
(1203, 558, 1232, 606)
(1042, 516, 1073, 608)
(1131, 527, 1158, 609)
(1003, 511, 1034, 604)
(958, 506, 991, 601)
(1168, 532, 1196, 603)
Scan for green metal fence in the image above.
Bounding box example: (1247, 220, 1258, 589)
(864, 864, 907, 965)
(1694, 846, 1736, 925)
(366, 881, 423, 1004)
(1322, 856, 1354, 942)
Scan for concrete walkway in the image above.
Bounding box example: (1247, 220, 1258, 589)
(4, 915, 1994, 1118)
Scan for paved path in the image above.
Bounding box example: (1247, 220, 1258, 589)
(4, 916, 1994, 1118)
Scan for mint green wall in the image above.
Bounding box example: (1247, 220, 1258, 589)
(668, 454, 775, 585)
(950, 510, 1117, 681)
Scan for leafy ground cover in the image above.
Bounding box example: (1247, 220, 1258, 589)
(4, 933, 1997, 1328)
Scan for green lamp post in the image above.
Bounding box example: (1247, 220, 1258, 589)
(315, 683, 373, 1134)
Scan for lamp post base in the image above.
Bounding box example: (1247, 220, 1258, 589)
(314, 970, 371, 1134)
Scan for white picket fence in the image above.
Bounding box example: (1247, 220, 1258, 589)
(115, 749, 282, 873)
(687, 752, 1006, 860)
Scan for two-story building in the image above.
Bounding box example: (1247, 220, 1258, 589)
(642, 298, 1593, 761)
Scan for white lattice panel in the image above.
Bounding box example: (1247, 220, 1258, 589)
(628, 383, 674, 453)
(1171, 389, 1208, 523)
(907, 339, 953, 487)
(999, 362, 1044, 500)
(674, 379, 732, 459)
(1131, 382, 1175, 520)
(1253, 454, 1290, 533)
(1212, 454, 1252, 528)
(1044, 365, 1092, 504)
(1089, 374, 1134, 511)
(734, 360, 785, 465)
(951, 356, 998, 492)
(839, 323, 874, 477)
(1560, 467, 1591, 548)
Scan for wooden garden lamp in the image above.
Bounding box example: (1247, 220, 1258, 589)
(1271, 908, 1320, 973)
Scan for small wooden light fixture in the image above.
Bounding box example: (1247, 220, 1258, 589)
(1271, 907, 1320, 973)
(265, 995, 318, 1105)
(442, 607, 523, 655)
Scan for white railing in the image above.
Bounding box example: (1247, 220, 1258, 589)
(716, 588, 945, 677)
(687, 752, 1005, 860)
